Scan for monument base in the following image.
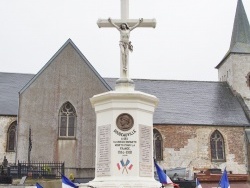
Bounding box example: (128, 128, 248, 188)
(90, 79, 164, 188)
(79, 178, 173, 188)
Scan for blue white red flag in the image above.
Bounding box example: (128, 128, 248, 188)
(62, 174, 78, 188)
(117, 159, 133, 173)
(36, 182, 43, 188)
(219, 168, 230, 188)
(154, 161, 173, 184)
(196, 178, 202, 188)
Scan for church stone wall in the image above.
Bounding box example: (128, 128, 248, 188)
(219, 54, 250, 108)
(16, 43, 109, 177)
(154, 125, 247, 174)
(218, 56, 233, 83)
(0, 116, 16, 164)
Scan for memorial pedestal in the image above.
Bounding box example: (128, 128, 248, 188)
(86, 84, 163, 188)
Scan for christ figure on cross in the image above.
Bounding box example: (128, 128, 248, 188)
(108, 18, 143, 72)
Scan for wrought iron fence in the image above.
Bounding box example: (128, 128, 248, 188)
(9, 161, 64, 179)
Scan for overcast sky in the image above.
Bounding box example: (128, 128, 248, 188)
(1, 0, 250, 81)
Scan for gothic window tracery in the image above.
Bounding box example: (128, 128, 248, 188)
(153, 129, 163, 161)
(210, 130, 225, 162)
(59, 102, 76, 138)
(7, 121, 16, 152)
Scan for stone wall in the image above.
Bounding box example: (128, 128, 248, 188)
(16, 42, 109, 176)
(154, 125, 247, 174)
(218, 54, 250, 108)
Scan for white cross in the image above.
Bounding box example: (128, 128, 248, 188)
(97, 0, 156, 80)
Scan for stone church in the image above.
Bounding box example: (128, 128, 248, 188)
(0, 0, 250, 179)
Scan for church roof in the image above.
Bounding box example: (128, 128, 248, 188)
(0, 72, 249, 126)
(216, 0, 250, 68)
(0, 72, 34, 115)
(105, 78, 250, 126)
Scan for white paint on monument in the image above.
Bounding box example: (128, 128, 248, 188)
(81, 0, 168, 187)
(87, 91, 161, 187)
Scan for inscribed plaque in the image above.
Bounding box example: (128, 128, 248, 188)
(96, 124, 111, 176)
(139, 124, 153, 177)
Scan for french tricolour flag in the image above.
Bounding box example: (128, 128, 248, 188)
(62, 174, 78, 188)
(36, 182, 43, 188)
(196, 178, 202, 188)
(219, 168, 230, 188)
(154, 161, 173, 184)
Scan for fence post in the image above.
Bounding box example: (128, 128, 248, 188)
(62, 162, 65, 175)
(7, 167, 10, 176)
(18, 161, 21, 179)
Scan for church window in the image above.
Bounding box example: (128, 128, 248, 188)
(210, 130, 225, 162)
(7, 121, 16, 152)
(59, 102, 76, 138)
(153, 129, 163, 161)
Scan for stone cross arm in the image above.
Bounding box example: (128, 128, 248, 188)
(97, 18, 156, 28)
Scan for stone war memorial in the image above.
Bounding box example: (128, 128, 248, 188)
(79, 0, 170, 188)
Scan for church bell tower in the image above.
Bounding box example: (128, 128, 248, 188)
(216, 0, 250, 108)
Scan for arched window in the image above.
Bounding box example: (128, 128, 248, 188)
(210, 130, 225, 162)
(59, 102, 76, 138)
(7, 121, 16, 152)
(153, 129, 163, 161)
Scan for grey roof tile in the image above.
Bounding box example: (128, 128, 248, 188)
(1, 72, 249, 126)
(0, 72, 34, 115)
(104, 78, 250, 126)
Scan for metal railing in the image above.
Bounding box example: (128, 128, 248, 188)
(8, 161, 64, 179)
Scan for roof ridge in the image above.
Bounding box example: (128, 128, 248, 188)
(0, 72, 34, 75)
(104, 77, 220, 83)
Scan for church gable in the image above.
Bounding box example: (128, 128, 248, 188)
(20, 39, 111, 95)
(16, 39, 110, 168)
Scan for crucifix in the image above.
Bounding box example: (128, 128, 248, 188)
(97, 0, 156, 81)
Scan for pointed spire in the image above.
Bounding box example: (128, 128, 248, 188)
(216, 0, 250, 68)
(229, 0, 250, 53)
